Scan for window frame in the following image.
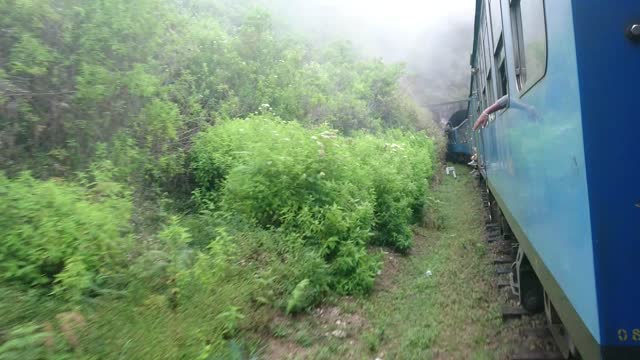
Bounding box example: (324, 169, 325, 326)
(510, 0, 549, 97)
(478, 20, 488, 109)
(489, 0, 503, 51)
(495, 34, 508, 99)
(481, 3, 494, 109)
(487, 69, 495, 105)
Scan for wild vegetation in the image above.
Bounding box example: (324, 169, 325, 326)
(260, 165, 500, 360)
(0, 0, 442, 358)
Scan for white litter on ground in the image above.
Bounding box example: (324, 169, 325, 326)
(445, 166, 457, 179)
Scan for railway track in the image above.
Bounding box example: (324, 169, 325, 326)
(480, 188, 565, 360)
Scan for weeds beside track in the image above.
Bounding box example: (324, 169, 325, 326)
(263, 164, 502, 359)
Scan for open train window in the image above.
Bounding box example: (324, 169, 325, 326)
(478, 30, 488, 107)
(495, 35, 508, 98)
(486, 69, 495, 105)
(489, 0, 502, 48)
(510, 0, 547, 93)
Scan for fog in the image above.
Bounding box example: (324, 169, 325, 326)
(264, 0, 476, 105)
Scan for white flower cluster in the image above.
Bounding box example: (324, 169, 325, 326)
(258, 103, 273, 115)
(385, 143, 403, 152)
(319, 130, 337, 140)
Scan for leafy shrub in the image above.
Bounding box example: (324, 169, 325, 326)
(193, 117, 376, 295)
(128, 217, 195, 300)
(350, 130, 435, 252)
(0, 171, 132, 301)
(191, 116, 434, 304)
(0, 323, 56, 360)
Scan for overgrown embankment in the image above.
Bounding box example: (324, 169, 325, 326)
(0, 1, 446, 358)
(0, 117, 437, 358)
(363, 165, 498, 359)
(261, 165, 500, 359)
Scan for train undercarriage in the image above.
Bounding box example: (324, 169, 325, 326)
(484, 183, 581, 359)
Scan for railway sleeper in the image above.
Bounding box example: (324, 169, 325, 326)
(486, 223, 500, 230)
(496, 245, 516, 256)
(493, 256, 515, 264)
(521, 327, 552, 338)
(487, 236, 502, 244)
(487, 234, 503, 242)
(501, 305, 531, 319)
(511, 351, 565, 360)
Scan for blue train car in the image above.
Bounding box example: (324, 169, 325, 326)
(468, 0, 640, 359)
(446, 109, 474, 162)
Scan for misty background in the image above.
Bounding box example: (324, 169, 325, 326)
(263, 0, 475, 106)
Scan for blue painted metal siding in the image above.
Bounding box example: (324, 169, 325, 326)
(448, 143, 472, 156)
(481, 0, 600, 342)
(448, 119, 474, 156)
(571, 0, 640, 349)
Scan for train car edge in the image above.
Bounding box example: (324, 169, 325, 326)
(465, 0, 640, 359)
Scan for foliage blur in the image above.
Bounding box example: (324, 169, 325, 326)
(0, 0, 434, 181)
(0, 0, 442, 358)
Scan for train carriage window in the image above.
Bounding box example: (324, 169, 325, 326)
(478, 31, 487, 106)
(498, 60, 508, 97)
(495, 35, 508, 98)
(475, 72, 484, 110)
(487, 70, 495, 105)
(481, 3, 498, 105)
(478, 31, 486, 79)
(510, 0, 547, 92)
(483, 16, 492, 75)
(482, 88, 487, 110)
(489, 0, 502, 47)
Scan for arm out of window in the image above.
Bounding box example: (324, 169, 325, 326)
(473, 95, 509, 130)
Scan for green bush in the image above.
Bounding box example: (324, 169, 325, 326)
(191, 116, 434, 303)
(349, 131, 434, 252)
(0, 171, 132, 301)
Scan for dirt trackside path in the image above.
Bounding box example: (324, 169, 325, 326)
(263, 165, 502, 359)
